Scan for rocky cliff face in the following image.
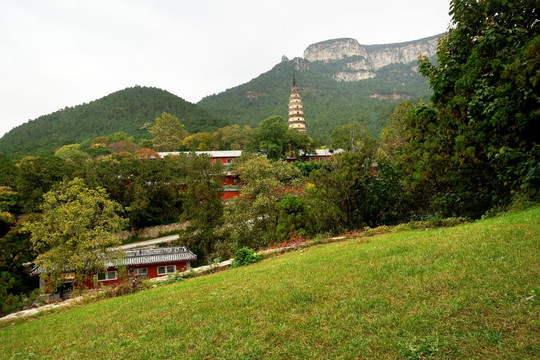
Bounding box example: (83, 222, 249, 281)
(303, 35, 441, 81)
(304, 38, 370, 62)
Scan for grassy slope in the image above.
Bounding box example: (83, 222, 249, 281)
(1, 207, 539, 359)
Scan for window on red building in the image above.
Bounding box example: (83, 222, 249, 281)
(157, 265, 176, 275)
(97, 271, 117, 281)
(128, 268, 148, 279)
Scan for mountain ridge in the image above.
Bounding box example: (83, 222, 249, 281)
(0, 86, 225, 157)
(0, 35, 441, 156)
(198, 34, 440, 142)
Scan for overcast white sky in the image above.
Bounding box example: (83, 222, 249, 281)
(0, 0, 451, 138)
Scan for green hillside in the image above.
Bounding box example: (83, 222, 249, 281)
(198, 58, 432, 143)
(0, 42, 434, 157)
(0, 86, 226, 158)
(2, 207, 538, 359)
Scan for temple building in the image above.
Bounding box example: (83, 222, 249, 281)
(32, 246, 197, 300)
(288, 74, 307, 134)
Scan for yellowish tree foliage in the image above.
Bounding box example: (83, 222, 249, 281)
(24, 178, 127, 292)
(149, 112, 188, 152)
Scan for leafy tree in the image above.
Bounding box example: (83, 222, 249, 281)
(128, 157, 184, 228)
(0, 186, 38, 315)
(91, 136, 109, 146)
(245, 116, 314, 160)
(24, 178, 127, 292)
(107, 132, 135, 144)
(0, 216, 38, 315)
(134, 148, 159, 160)
(84, 157, 185, 231)
(0, 185, 20, 213)
(84, 138, 113, 158)
(275, 195, 312, 241)
(182, 132, 213, 151)
(15, 156, 76, 213)
(401, 0, 540, 216)
(181, 154, 224, 263)
(0, 270, 38, 317)
(330, 121, 374, 151)
(108, 140, 140, 154)
(138, 138, 153, 149)
(54, 144, 89, 161)
(225, 156, 303, 248)
(0, 158, 20, 187)
(304, 149, 402, 233)
(379, 102, 414, 161)
(211, 124, 253, 150)
(149, 112, 188, 152)
(292, 161, 323, 177)
(85, 146, 113, 158)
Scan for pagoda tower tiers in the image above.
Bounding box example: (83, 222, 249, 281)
(288, 74, 307, 134)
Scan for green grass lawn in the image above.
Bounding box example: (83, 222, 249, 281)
(1, 207, 539, 359)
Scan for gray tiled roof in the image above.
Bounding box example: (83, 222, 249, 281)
(160, 149, 344, 159)
(119, 246, 197, 266)
(159, 150, 242, 158)
(314, 149, 344, 156)
(31, 246, 197, 275)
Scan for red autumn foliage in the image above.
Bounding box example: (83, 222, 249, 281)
(267, 231, 308, 250)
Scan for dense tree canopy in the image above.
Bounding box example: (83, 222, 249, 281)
(245, 116, 314, 160)
(330, 121, 374, 151)
(210, 124, 253, 150)
(225, 156, 303, 248)
(392, 0, 540, 216)
(304, 149, 402, 232)
(181, 155, 224, 263)
(15, 156, 80, 213)
(84, 155, 186, 231)
(24, 178, 127, 292)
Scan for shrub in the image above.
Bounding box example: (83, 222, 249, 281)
(231, 247, 262, 268)
(160, 271, 185, 285)
(100, 277, 146, 298)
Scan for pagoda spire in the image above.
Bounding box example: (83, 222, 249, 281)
(288, 74, 307, 134)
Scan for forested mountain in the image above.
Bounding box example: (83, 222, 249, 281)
(0, 36, 440, 157)
(198, 35, 439, 142)
(0, 86, 226, 157)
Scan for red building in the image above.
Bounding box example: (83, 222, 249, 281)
(32, 246, 197, 300)
(158, 150, 342, 199)
(158, 149, 341, 164)
(158, 150, 242, 165)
